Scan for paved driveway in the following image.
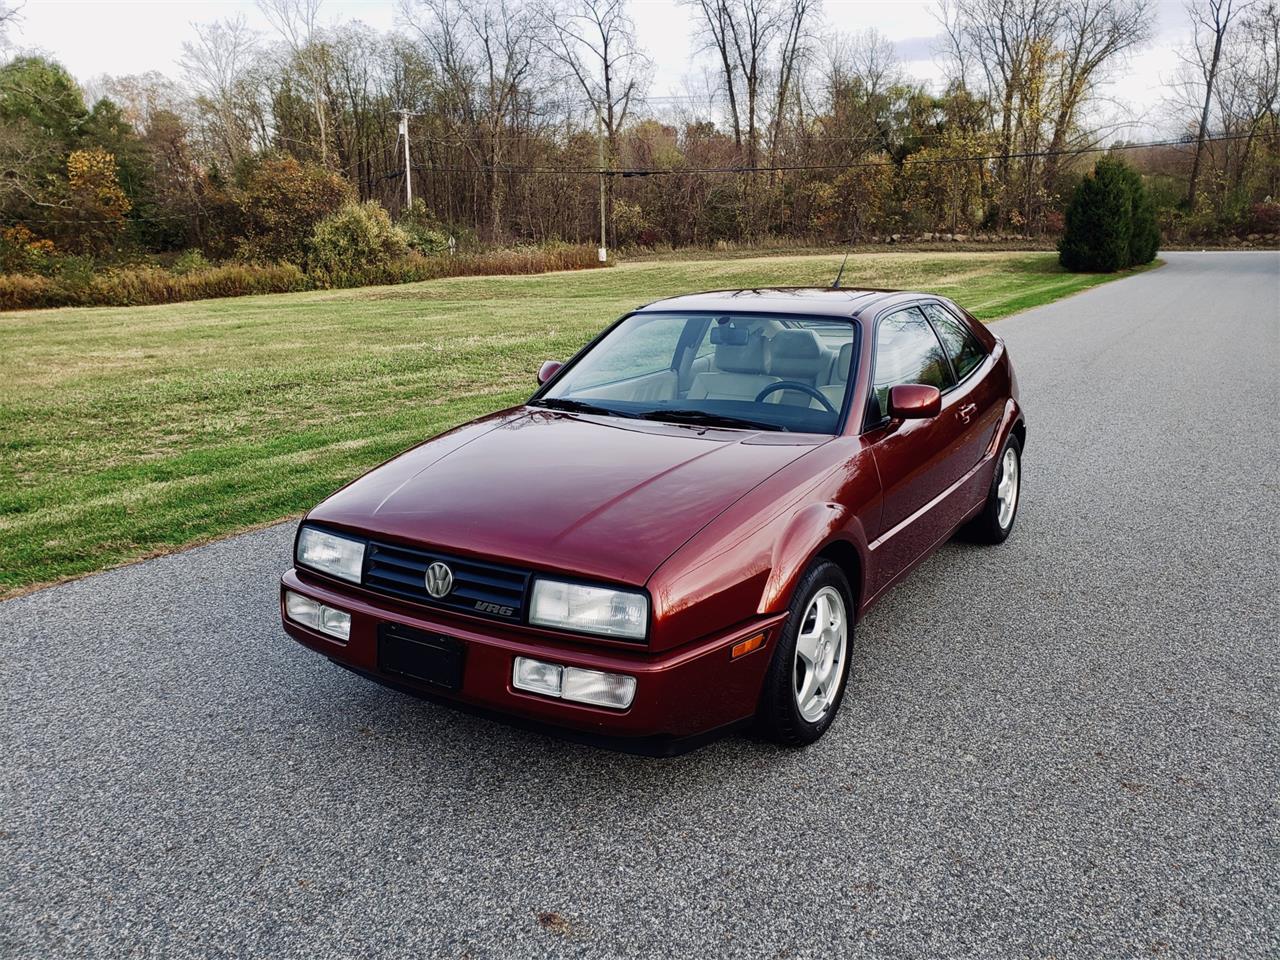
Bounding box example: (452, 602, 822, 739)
(2, 252, 1277, 959)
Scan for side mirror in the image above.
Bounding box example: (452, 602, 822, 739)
(537, 360, 563, 385)
(887, 384, 941, 420)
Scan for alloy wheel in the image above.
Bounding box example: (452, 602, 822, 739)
(996, 446, 1020, 529)
(793, 586, 848, 723)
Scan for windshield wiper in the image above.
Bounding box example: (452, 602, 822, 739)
(531, 397, 637, 418)
(635, 409, 785, 432)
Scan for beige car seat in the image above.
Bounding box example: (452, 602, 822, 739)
(688, 331, 779, 401)
(766, 329, 833, 405)
(817, 341, 854, 410)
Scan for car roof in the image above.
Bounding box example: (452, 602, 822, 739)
(634, 287, 924, 318)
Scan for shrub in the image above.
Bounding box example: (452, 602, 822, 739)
(0, 225, 56, 275)
(384, 244, 606, 283)
(0, 262, 308, 310)
(398, 199, 454, 254)
(1059, 159, 1133, 271)
(55, 254, 98, 289)
(170, 249, 211, 275)
(235, 156, 354, 265)
(1120, 164, 1160, 266)
(86, 263, 309, 305)
(307, 201, 410, 284)
(1059, 157, 1159, 272)
(1247, 201, 1280, 235)
(0, 274, 59, 310)
(0, 244, 605, 311)
(612, 198, 653, 247)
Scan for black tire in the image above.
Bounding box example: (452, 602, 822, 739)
(965, 432, 1022, 544)
(756, 559, 854, 747)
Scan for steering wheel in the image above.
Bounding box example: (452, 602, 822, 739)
(754, 380, 838, 414)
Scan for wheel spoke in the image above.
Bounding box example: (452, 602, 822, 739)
(796, 664, 815, 709)
(796, 622, 821, 666)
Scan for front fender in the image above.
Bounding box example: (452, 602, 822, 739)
(759, 501, 867, 616)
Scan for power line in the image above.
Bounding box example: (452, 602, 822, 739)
(0, 211, 196, 225)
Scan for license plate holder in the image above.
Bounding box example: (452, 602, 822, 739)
(377, 622, 466, 691)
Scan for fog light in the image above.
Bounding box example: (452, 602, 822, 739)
(320, 606, 351, 641)
(285, 591, 350, 642)
(513, 656, 562, 696)
(512, 658, 635, 710)
(285, 591, 321, 629)
(562, 667, 636, 710)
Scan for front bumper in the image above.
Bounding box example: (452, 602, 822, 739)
(279, 569, 783, 747)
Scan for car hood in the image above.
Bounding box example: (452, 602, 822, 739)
(307, 407, 827, 586)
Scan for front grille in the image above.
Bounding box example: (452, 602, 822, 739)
(363, 540, 530, 623)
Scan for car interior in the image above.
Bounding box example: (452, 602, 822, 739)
(567, 316, 856, 421)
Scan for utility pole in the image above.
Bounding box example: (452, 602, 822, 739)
(597, 109, 607, 263)
(399, 110, 413, 212)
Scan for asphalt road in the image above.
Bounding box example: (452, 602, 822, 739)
(2, 252, 1277, 960)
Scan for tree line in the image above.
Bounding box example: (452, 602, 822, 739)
(0, 0, 1277, 277)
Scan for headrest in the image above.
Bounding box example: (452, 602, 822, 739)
(831, 342, 854, 384)
(714, 331, 768, 374)
(768, 329, 825, 379)
(710, 322, 748, 346)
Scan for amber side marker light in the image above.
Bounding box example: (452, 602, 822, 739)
(732, 633, 766, 659)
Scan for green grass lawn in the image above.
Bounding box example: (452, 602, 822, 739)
(0, 251, 1149, 595)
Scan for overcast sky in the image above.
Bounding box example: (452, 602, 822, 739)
(9, 0, 1191, 136)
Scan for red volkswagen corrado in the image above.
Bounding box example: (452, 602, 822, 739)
(281, 288, 1024, 752)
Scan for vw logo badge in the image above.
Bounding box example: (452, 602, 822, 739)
(424, 562, 454, 599)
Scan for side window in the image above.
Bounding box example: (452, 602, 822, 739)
(922, 302, 987, 381)
(870, 307, 955, 418)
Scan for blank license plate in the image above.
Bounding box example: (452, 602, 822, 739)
(377, 622, 466, 691)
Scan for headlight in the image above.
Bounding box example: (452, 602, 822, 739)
(529, 579, 648, 641)
(296, 526, 365, 583)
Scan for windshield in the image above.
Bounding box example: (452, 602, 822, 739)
(534, 311, 858, 434)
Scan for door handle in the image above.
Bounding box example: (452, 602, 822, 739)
(958, 402, 977, 424)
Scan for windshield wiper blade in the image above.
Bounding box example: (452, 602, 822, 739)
(531, 397, 637, 418)
(635, 409, 784, 431)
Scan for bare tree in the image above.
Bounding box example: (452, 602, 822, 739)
(257, 0, 332, 164)
(1040, 0, 1152, 192)
(0, 2, 22, 48)
(766, 0, 815, 164)
(539, 0, 649, 149)
(843, 27, 899, 102)
(684, 0, 819, 166)
(1199, 0, 1280, 194)
(538, 0, 650, 243)
(819, 28, 903, 150)
(181, 17, 263, 167)
(1183, 0, 1251, 205)
(402, 0, 541, 240)
(1231, 1, 1280, 192)
(686, 0, 746, 149)
(96, 72, 188, 136)
(939, 0, 1152, 227)
(940, 0, 1060, 205)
